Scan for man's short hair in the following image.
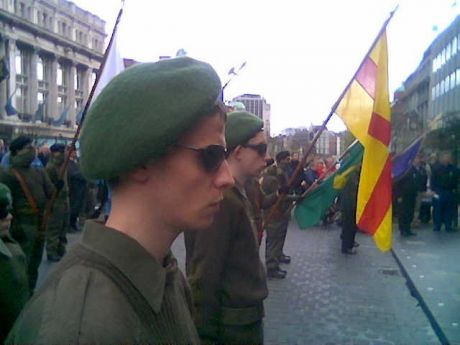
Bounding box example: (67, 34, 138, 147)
(9, 136, 33, 156)
(276, 150, 290, 163)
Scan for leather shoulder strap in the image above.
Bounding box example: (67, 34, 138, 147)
(10, 168, 39, 214)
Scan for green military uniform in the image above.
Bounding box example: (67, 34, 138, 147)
(185, 184, 268, 344)
(245, 177, 278, 243)
(7, 221, 199, 344)
(7, 57, 222, 344)
(0, 184, 30, 343)
(0, 148, 54, 290)
(45, 147, 70, 260)
(261, 164, 296, 272)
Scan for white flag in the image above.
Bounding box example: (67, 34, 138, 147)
(93, 29, 124, 99)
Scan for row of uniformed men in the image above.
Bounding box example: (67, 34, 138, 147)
(4, 57, 299, 345)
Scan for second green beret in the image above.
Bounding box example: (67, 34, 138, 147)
(80, 57, 222, 180)
(225, 111, 264, 148)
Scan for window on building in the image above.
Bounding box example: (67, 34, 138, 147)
(42, 12, 47, 27)
(37, 92, 44, 104)
(441, 49, 446, 65)
(450, 72, 455, 89)
(19, 2, 25, 16)
(91, 71, 97, 88)
(57, 64, 64, 86)
(453, 37, 458, 56)
(15, 51, 22, 75)
(431, 87, 435, 100)
(440, 80, 445, 95)
(457, 69, 460, 86)
(445, 76, 450, 92)
(37, 57, 44, 81)
(447, 43, 452, 61)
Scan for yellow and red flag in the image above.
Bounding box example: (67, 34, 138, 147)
(335, 31, 392, 252)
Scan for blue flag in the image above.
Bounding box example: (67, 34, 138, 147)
(53, 106, 69, 126)
(34, 103, 45, 122)
(392, 136, 423, 181)
(4, 96, 17, 116)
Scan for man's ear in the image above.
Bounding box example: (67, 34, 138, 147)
(230, 145, 244, 161)
(128, 165, 150, 184)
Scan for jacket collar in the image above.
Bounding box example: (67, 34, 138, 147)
(80, 220, 175, 313)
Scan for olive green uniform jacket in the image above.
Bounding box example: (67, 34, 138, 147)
(185, 184, 268, 343)
(45, 159, 70, 257)
(0, 166, 54, 289)
(0, 234, 30, 343)
(7, 221, 200, 345)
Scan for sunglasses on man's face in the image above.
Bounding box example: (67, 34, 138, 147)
(177, 144, 227, 173)
(242, 143, 268, 157)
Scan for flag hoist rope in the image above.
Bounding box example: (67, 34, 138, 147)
(259, 5, 399, 234)
(40, 1, 126, 230)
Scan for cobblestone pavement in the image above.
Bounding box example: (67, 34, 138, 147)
(393, 224, 460, 345)
(39, 222, 441, 345)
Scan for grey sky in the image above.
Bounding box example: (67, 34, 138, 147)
(73, 0, 459, 134)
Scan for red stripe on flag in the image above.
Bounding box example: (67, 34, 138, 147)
(357, 157, 392, 235)
(368, 112, 391, 146)
(356, 57, 377, 99)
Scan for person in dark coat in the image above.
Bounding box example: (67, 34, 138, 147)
(67, 149, 86, 232)
(340, 166, 360, 254)
(394, 158, 424, 237)
(0, 183, 30, 344)
(185, 111, 268, 345)
(431, 152, 459, 232)
(7, 57, 233, 345)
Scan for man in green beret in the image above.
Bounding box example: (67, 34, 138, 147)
(7, 57, 234, 345)
(45, 143, 69, 262)
(185, 111, 269, 345)
(0, 183, 30, 344)
(0, 136, 55, 291)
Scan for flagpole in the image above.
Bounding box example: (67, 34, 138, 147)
(260, 6, 399, 232)
(41, 1, 126, 230)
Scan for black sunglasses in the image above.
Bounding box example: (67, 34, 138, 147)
(241, 143, 268, 156)
(177, 144, 227, 172)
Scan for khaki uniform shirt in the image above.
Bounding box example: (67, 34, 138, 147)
(7, 221, 199, 345)
(185, 184, 268, 341)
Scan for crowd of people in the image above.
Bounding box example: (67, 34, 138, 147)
(394, 152, 459, 237)
(0, 56, 457, 344)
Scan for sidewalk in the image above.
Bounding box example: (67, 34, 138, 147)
(259, 223, 438, 345)
(393, 224, 460, 345)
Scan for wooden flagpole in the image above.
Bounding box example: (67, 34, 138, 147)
(41, 1, 126, 230)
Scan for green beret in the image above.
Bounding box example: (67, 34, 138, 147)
(80, 57, 222, 180)
(225, 111, 264, 148)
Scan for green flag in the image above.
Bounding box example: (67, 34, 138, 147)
(294, 141, 364, 229)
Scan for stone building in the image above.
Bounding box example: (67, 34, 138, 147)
(0, 0, 105, 139)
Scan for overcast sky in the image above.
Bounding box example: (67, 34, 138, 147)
(73, 0, 459, 134)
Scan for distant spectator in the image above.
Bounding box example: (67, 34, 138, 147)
(431, 152, 459, 232)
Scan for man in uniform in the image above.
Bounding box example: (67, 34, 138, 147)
(262, 150, 300, 278)
(340, 167, 360, 254)
(0, 136, 54, 290)
(7, 57, 233, 344)
(185, 111, 269, 344)
(45, 143, 69, 261)
(0, 183, 30, 343)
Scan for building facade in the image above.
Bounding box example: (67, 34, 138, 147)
(0, 0, 105, 139)
(232, 93, 271, 137)
(392, 15, 460, 152)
